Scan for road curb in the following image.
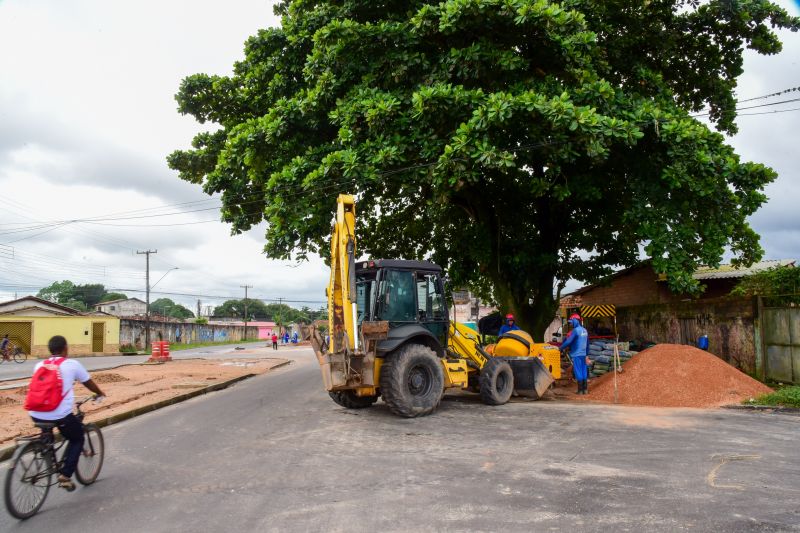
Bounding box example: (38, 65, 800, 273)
(0, 359, 292, 462)
(722, 404, 800, 415)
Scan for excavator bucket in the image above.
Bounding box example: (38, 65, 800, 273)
(504, 357, 555, 399)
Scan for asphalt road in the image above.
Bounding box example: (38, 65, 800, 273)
(0, 341, 291, 382)
(2, 348, 799, 532)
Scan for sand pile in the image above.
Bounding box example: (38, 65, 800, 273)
(583, 344, 772, 408)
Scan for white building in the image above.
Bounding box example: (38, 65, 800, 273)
(95, 298, 147, 317)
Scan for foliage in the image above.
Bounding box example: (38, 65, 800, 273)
(37, 281, 108, 309)
(119, 343, 138, 354)
(150, 298, 195, 319)
(731, 266, 800, 305)
(194, 317, 209, 325)
(213, 299, 310, 323)
(99, 292, 128, 303)
(169, 0, 798, 336)
(744, 385, 800, 408)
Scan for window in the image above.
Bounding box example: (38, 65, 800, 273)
(377, 270, 416, 322)
(110, 306, 116, 311)
(356, 279, 375, 324)
(416, 273, 444, 321)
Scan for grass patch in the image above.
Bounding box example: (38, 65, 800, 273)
(743, 385, 800, 408)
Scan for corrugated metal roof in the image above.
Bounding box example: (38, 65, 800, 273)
(692, 259, 795, 280)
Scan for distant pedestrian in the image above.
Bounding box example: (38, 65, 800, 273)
(271, 333, 278, 350)
(1, 334, 10, 362)
(283, 332, 289, 345)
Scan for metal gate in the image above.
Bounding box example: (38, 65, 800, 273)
(762, 307, 800, 384)
(0, 321, 32, 354)
(92, 322, 105, 352)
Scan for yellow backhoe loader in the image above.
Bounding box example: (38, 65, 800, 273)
(309, 194, 556, 417)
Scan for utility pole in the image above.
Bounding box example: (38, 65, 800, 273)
(137, 250, 157, 348)
(197, 299, 201, 320)
(277, 297, 284, 336)
(241, 285, 253, 340)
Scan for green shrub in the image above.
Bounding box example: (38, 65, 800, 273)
(119, 343, 138, 354)
(744, 386, 800, 408)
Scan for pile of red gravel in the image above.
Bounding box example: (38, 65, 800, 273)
(581, 344, 772, 408)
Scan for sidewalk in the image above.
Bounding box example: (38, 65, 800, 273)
(0, 341, 307, 382)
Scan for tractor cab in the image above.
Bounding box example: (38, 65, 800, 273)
(356, 259, 449, 354)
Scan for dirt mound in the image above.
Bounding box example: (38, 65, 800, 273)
(92, 372, 130, 384)
(581, 344, 772, 408)
(0, 397, 20, 406)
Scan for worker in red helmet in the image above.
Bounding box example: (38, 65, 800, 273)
(560, 314, 590, 394)
(498, 313, 520, 336)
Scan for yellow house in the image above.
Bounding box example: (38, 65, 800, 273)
(0, 297, 120, 357)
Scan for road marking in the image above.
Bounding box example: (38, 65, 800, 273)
(706, 453, 760, 490)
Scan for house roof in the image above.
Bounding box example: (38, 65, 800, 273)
(0, 305, 76, 317)
(96, 297, 145, 306)
(565, 259, 796, 296)
(0, 296, 84, 316)
(692, 259, 795, 280)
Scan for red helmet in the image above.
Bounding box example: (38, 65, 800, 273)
(505, 314, 515, 320)
(569, 313, 582, 322)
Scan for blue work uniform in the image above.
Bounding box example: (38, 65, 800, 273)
(498, 323, 520, 336)
(561, 320, 589, 381)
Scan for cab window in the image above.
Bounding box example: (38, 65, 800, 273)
(416, 273, 444, 321)
(377, 269, 416, 322)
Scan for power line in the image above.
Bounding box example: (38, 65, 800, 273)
(735, 85, 800, 103)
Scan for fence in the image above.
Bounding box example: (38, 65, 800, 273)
(755, 296, 800, 384)
(613, 297, 757, 374)
(120, 319, 259, 350)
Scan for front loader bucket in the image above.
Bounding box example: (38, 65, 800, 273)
(504, 357, 555, 400)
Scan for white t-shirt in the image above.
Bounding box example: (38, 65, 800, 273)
(27, 358, 91, 420)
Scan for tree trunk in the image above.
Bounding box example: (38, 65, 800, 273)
(490, 270, 559, 342)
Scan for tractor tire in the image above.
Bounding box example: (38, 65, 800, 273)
(329, 391, 378, 409)
(479, 358, 514, 406)
(380, 343, 444, 418)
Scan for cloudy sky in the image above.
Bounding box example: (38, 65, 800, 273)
(0, 0, 799, 312)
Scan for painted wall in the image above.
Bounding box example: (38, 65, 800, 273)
(120, 319, 259, 349)
(0, 315, 120, 357)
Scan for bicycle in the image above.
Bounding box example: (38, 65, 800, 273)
(4, 396, 105, 519)
(0, 345, 26, 364)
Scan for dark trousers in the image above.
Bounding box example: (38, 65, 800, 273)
(272, 341, 278, 350)
(32, 413, 84, 477)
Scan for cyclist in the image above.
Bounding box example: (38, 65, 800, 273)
(26, 335, 105, 491)
(1, 334, 10, 361)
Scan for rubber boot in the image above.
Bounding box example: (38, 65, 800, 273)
(576, 381, 582, 395)
(583, 380, 589, 395)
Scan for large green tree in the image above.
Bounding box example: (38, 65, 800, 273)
(37, 281, 109, 310)
(169, 1, 798, 337)
(150, 298, 195, 319)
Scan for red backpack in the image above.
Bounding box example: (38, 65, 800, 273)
(24, 357, 66, 412)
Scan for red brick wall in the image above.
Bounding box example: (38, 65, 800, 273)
(576, 267, 669, 307)
(567, 267, 740, 308)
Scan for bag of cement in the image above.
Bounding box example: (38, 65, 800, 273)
(594, 355, 611, 364)
(616, 342, 630, 351)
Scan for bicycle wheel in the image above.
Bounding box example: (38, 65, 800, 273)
(75, 424, 104, 485)
(4, 441, 52, 520)
(13, 350, 26, 363)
